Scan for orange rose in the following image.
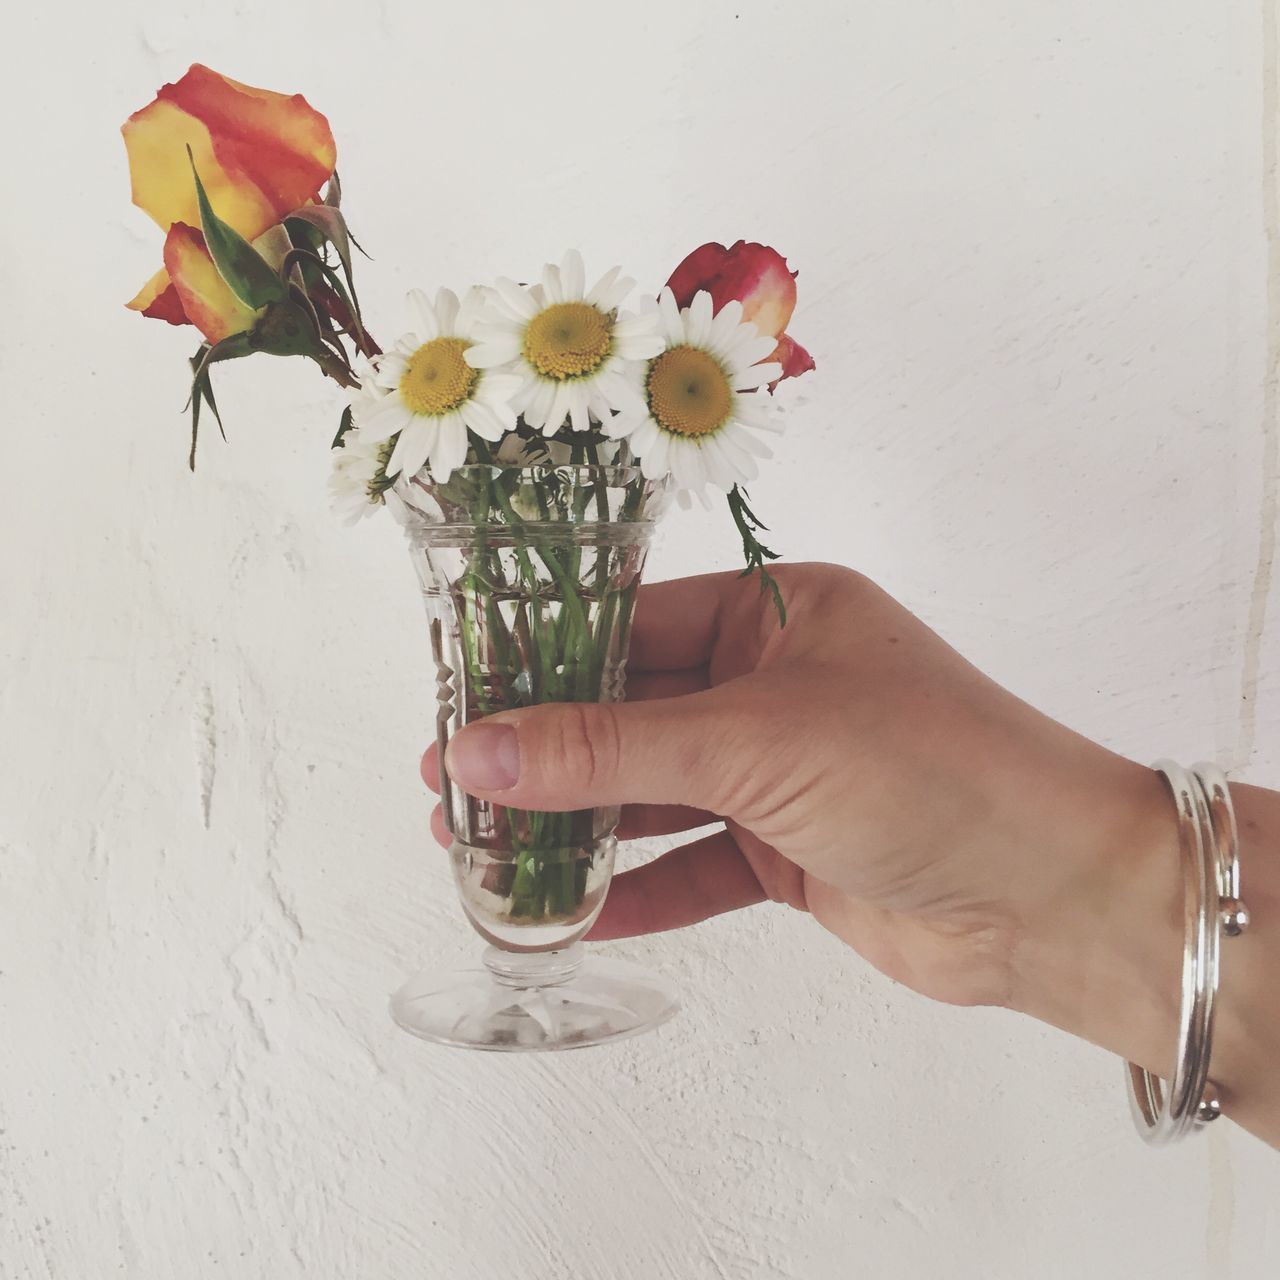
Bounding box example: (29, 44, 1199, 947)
(666, 241, 815, 387)
(123, 64, 336, 341)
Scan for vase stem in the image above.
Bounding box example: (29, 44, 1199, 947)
(484, 944, 583, 989)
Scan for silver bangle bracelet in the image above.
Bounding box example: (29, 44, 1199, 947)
(1126, 761, 1249, 1143)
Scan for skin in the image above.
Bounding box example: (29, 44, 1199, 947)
(422, 564, 1280, 1147)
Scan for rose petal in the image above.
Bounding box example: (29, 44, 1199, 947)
(666, 240, 797, 339)
(123, 63, 336, 243)
(767, 333, 817, 390)
(163, 222, 260, 343)
(127, 267, 190, 326)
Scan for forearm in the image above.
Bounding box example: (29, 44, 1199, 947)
(1009, 774, 1280, 1147)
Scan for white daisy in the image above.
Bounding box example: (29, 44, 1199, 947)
(352, 288, 523, 482)
(463, 250, 664, 435)
(329, 427, 396, 525)
(604, 288, 783, 493)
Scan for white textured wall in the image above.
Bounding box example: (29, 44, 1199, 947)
(3, 2, 1279, 1276)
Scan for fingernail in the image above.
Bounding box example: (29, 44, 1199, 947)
(446, 722, 520, 792)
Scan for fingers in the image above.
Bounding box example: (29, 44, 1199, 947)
(427, 805, 764, 938)
(587, 831, 766, 939)
(430, 802, 450, 847)
(624, 668, 708, 701)
(628, 574, 733, 672)
(616, 804, 720, 840)
(443, 688, 749, 814)
(420, 668, 711, 796)
(422, 744, 443, 794)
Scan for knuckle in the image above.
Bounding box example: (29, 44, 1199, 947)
(547, 702, 622, 791)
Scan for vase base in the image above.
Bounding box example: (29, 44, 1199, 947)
(389, 947, 679, 1052)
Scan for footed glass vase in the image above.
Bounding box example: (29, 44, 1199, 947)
(389, 463, 679, 1051)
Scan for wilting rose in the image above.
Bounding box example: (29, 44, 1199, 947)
(666, 241, 815, 386)
(123, 64, 336, 341)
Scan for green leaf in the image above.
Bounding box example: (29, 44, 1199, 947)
(332, 404, 355, 449)
(287, 207, 356, 276)
(318, 174, 370, 255)
(184, 335, 253, 470)
(284, 213, 370, 346)
(726, 485, 788, 627)
(187, 146, 287, 310)
(280, 245, 359, 322)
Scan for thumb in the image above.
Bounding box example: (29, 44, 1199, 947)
(443, 690, 744, 814)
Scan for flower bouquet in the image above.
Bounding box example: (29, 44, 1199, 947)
(124, 66, 814, 1051)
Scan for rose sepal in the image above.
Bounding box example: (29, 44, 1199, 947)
(188, 147, 288, 311)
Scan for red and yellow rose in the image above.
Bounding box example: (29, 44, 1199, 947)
(666, 241, 815, 388)
(123, 64, 336, 342)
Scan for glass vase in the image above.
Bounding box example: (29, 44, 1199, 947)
(388, 463, 679, 1050)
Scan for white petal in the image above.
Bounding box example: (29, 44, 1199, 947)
(478, 373, 524, 403)
(701, 432, 751, 488)
(435, 288, 461, 335)
(541, 262, 563, 305)
(373, 355, 408, 389)
(358, 396, 415, 442)
(667, 438, 698, 490)
(604, 405, 648, 440)
(630, 416, 661, 454)
(595, 275, 635, 314)
(472, 316, 525, 340)
(566, 383, 590, 434)
(594, 369, 647, 417)
(637, 427, 672, 479)
(407, 289, 438, 340)
(528, 379, 557, 430)
(724, 420, 774, 458)
(730, 394, 774, 429)
(686, 442, 709, 489)
(707, 299, 745, 352)
(430, 418, 469, 479)
(732, 362, 783, 391)
(724, 332, 779, 371)
(494, 277, 538, 319)
(587, 388, 615, 423)
(465, 339, 521, 369)
(510, 378, 540, 415)
(687, 291, 714, 347)
(656, 288, 685, 345)
(615, 332, 666, 360)
(388, 421, 436, 479)
(462, 400, 506, 442)
(613, 313, 660, 338)
(456, 286, 490, 334)
(543, 383, 571, 435)
(488, 398, 519, 434)
(586, 265, 622, 307)
(560, 249, 585, 301)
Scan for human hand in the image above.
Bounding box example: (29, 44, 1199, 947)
(421, 565, 1182, 1045)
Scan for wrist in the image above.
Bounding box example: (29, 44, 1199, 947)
(1005, 759, 1183, 1077)
(1007, 766, 1278, 1144)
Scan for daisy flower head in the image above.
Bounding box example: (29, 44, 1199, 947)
(352, 288, 522, 483)
(604, 288, 783, 493)
(463, 250, 664, 436)
(329, 427, 397, 525)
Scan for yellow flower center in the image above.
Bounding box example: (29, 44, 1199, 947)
(646, 346, 733, 437)
(399, 337, 478, 416)
(523, 302, 613, 380)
